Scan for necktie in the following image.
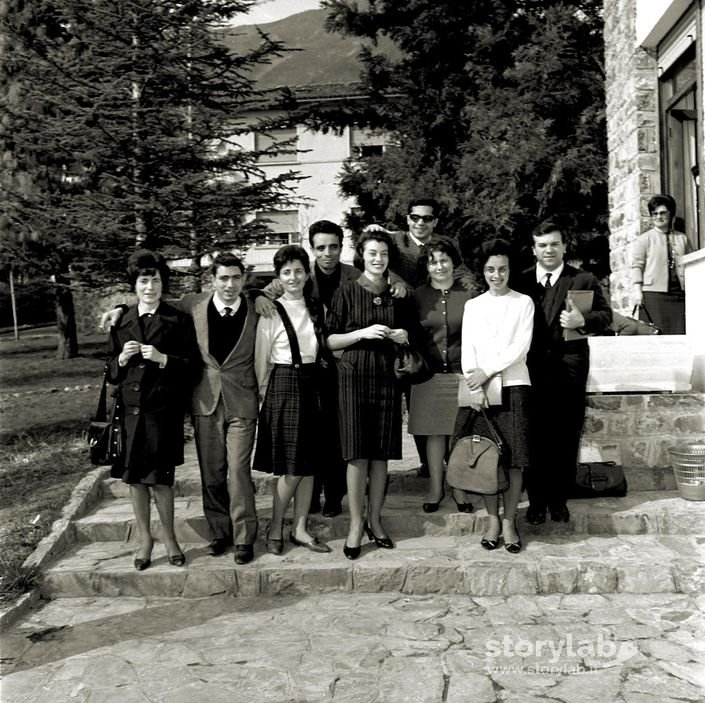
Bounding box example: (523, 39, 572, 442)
(544, 273, 552, 289)
(223, 306, 232, 317)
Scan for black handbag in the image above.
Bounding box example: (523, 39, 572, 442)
(447, 409, 508, 494)
(393, 343, 433, 384)
(569, 461, 627, 498)
(87, 371, 124, 466)
(628, 304, 660, 335)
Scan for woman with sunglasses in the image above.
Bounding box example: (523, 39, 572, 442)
(632, 194, 692, 334)
(326, 231, 422, 559)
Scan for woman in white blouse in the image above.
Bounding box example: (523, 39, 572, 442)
(455, 239, 534, 553)
(253, 245, 331, 555)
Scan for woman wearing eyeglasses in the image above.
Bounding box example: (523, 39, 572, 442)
(326, 230, 422, 559)
(631, 194, 692, 334)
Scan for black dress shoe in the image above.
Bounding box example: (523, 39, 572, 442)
(322, 501, 342, 518)
(133, 557, 151, 571)
(265, 528, 283, 555)
(234, 544, 254, 565)
(208, 537, 233, 556)
(343, 543, 361, 560)
(549, 504, 570, 522)
(480, 534, 501, 551)
(364, 522, 394, 549)
(526, 505, 547, 525)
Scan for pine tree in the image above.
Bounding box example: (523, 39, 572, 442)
(313, 0, 606, 257)
(1, 0, 300, 355)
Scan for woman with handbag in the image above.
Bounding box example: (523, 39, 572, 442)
(106, 250, 199, 570)
(326, 230, 422, 559)
(453, 239, 534, 553)
(631, 194, 692, 334)
(408, 236, 477, 513)
(253, 245, 331, 555)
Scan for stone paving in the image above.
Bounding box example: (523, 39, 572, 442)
(2, 592, 704, 702)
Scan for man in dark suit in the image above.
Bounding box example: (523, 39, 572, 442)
(256, 220, 360, 516)
(517, 221, 612, 524)
(102, 253, 260, 564)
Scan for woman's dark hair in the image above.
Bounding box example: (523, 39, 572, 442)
(647, 194, 676, 218)
(127, 249, 170, 291)
(420, 235, 463, 269)
(273, 244, 310, 275)
(476, 238, 516, 289)
(354, 230, 399, 272)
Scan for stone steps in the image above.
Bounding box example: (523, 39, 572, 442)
(71, 491, 704, 545)
(100, 464, 679, 499)
(40, 534, 705, 599)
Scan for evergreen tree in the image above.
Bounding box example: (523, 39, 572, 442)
(1, 0, 300, 356)
(313, 0, 606, 257)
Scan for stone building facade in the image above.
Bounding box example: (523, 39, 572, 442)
(604, 0, 704, 314)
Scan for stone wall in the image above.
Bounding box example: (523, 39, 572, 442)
(582, 392, 705, 469)
(603, 0, 661, 314)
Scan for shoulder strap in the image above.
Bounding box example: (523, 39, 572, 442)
(93, 372, 109, 422)
(272, 300, 303, 367)
(480, 409, 503, 451)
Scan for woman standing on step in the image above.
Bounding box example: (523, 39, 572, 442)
(408, 236, 477, 514)
(253, 245, 331, 555)
(452, 238, 533, 554)
(107, 249, 199, 571)
(326, 230, 422, 559)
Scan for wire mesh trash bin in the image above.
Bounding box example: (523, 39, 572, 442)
(668, 445, 705, 501)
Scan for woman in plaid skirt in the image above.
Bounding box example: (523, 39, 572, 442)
(326, 231, 421, 559)
(253, 245, 331, 555)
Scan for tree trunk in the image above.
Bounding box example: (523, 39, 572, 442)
(55, 280, 78, 359)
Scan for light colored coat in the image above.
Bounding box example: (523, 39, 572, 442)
(631, 227, 691, 292)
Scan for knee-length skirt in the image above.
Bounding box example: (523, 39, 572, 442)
(253, 364, 323, 476)
(408, 373, 461, 436)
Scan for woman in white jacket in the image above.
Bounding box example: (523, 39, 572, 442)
(454, 239, 534, 553)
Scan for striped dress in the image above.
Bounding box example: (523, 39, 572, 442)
(326, 278, 420, 461)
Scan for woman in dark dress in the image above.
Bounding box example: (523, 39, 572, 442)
(253, 245, 331, 555)
(326, 231, 421, 559)
(107, 250, 199, 570)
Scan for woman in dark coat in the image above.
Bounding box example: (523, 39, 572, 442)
(107, 250, 199, 570)
(326, 231, 421, 559)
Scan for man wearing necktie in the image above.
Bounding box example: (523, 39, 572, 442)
(517, 221, 612, 525)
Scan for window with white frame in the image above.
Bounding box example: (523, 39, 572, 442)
(350, 126, 386, 158)
(255, 210, 299, 244)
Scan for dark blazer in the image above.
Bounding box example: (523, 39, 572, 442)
(517, 264, 612, 382)
(107, 301, 199, 468)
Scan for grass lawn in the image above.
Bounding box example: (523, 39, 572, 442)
(0, 328, 109, 605)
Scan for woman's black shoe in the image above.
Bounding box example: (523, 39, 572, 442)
(133, 557, 151, 571)
(422, 491, 444, 513)
(454, 499, 473, 513)
(343, 543, 361, 560)
(168, 552, 186, 566)
(364, 522, 394, 549)
(480, 536, 501, 551)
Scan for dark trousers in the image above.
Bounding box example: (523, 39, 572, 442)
(527, 352, 588, 508)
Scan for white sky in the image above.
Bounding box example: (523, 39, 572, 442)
(231, 0, 324, 26)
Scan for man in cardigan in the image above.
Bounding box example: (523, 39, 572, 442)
(516, 221, 612, 524)
(101, 253, 260, 564)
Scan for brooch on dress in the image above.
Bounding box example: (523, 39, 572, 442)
(373, 296, 383, 306)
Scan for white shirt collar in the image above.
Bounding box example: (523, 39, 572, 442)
(407, 231, 427, 247)
(212, 293, 242, 315)
(536, 262, 564, 284)
(137, 303, 159, 316)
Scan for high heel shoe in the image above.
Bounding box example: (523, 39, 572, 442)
(266, 527, 284, 555)
(133, 541, 153, 571)
(452, 490, 473, 514)
(343, 543, 361, 560)
(422, 490, 445, 513)
(364, 521, 394, 549)
(503, 520, 522, 554)
(168, 552, 186, 566)
(480, 522, 501, 551)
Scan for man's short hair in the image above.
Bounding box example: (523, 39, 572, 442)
(407, 198, 440, 218)
(211, 253, 245, 276)
(532, 220, 565, 243)
(308, 220, 344, 247)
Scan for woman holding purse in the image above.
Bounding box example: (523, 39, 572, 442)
(454, 239, 534, 553)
